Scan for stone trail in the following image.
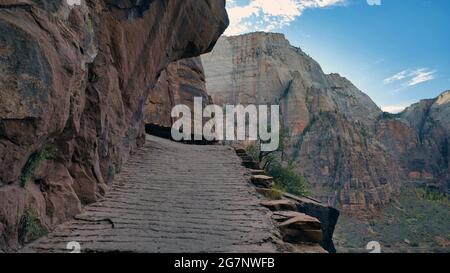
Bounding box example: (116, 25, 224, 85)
(24, 135, 283, 253)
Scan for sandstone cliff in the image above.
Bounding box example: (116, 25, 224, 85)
(202, 33, 400, 217)
(144, 57, 212, 129)
(0, 0, 228, 250)
(377, 90, 450, 193)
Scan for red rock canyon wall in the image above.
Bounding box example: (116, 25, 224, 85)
(0, 0, 228, 250)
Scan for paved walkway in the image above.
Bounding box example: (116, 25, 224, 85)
(25, 135, 282, 253)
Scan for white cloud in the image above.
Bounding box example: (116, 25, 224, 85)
(383, 70, 409, 84)
(381, 105, 407, 113)
(225, 0, 346, 35)
(367, 0, 381, 6)
(407, 68, 436, 86)
(383, 68, 437, 87)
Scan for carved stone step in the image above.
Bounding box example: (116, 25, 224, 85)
(282, 192, 339, 252)
(251, 175, 273, 188)
(250, 169, 266, 175)
(277, 213, 323, 244)
(241, 160, 260, 169)
(235, 148, 247, 155)
(240, 155, 255, 161)
(272, 211, 318, 224)
(260, 200, 297, 211)
(272, 211, 302, 221)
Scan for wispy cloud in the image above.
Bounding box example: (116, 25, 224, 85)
(407, 69, 436, 86)
(383, 70, 410, 84)
(225, 0, 347, 36)
(384, 68, 437, 87)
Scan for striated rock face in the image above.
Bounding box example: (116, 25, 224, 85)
(144, 57, 212, 128)
(377, 90, 450, 193)
(0, 0, 228, 250)
(202, 33, 400, 217)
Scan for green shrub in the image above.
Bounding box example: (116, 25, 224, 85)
(266, 163, 310, 196)
(273, 182, 287, 193)
(360, 126, 369, 138)
(263, 189, 284, 200)
(18, 208, 47, 244)
(107, 165, 116, 184)
(246, 144, 260, 162)
(263, 183, 286, 200)
(20, 146, 55, 187)
(415, 187, 449, 205)
(245, 131, 310, 197)
(86, 16, 94, 34)
(245, 129, 309, 197)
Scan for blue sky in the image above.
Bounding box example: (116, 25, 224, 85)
(225, 0, 450, 112)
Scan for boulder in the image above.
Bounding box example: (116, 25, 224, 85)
(276, 212, 323, 244)
(251, 175, 273, 188)
(284, 193, 340, 253)
(279, 224, 323, 244)
(250, 169, 266, 175)
(261, 200, 297, 212)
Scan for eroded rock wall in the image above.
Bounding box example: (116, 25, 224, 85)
(0, 0, 228, 250)
(377, 91, 450, 193)
(144, 57, 212, 128)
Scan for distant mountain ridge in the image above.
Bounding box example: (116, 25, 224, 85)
(377, 90, 450, 194)
(202, 32, 449, 217)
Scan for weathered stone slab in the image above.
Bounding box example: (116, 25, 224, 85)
(278, 213, 323, 244)
(283, 193, 339, 253)
(241, 160, 260, 170)
(260, 200, 297, 212)
(250, 169, 266, 175)
(251, 175, 273, 188)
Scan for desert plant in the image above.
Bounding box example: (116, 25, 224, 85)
(262, 183, 286, 200)
(246, 143, 261, 162)
(20, 146, 55, 187)
(415, 187, 449, 205)
(246, 129, 288, 168)
(266, 162, 310, 196)
(107, 165, 116, 184)
(273, 182, 287, 193)
(263, 188, 284, 200)
(246, 129, 309, 196)
(86, 16, 94, 34)
(18, 208, 47, 244)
